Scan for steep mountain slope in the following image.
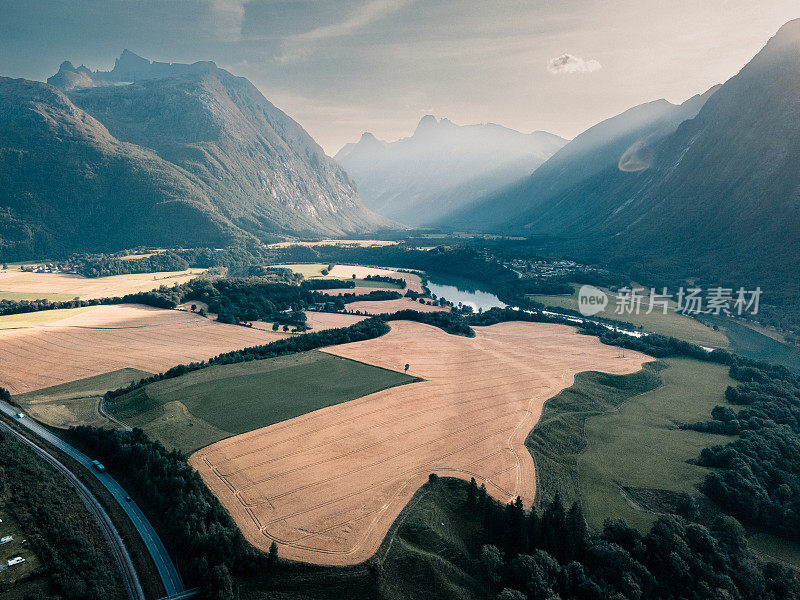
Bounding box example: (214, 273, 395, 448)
(448, 19, 800, 323)
(335, 116, 566, 226)
(0, 52, 387, 258)
(53, 52, 387, 240)
(442, 87, 719, 230)
(0, 77, 244, 257)
(601, 18, 800, 291)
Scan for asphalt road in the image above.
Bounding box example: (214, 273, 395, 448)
(0, 400, 185, 597)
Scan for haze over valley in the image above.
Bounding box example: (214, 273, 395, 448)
(0, 5, 799, 600)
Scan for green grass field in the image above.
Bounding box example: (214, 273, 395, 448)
(14, 368, 154, 429)
(528, 357, 735, 531)
(528, 286, 729, 348)
(525, 362, 665, 509)
(108, 350, 419, 453)
(0, 290, 75, 302)
(353, 278, 403, 289)
(274, 263, 330, 278)
(577, 357, 735, 531)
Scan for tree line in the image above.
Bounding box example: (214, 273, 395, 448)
(677, 361, 800, 543)
(68, 426, 273, 599)
(449, 476, 800, 600)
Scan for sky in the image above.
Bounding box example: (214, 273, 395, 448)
(0, 1, 797, 154)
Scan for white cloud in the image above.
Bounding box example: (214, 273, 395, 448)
(547, 53, 602, 74)
(209, 0, 247, 41)
(274, 0, 413, 63)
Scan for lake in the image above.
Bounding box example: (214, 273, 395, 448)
(424, 273, 506, 313)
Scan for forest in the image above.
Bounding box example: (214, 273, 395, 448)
(0, 424, 125, 600)
(679, 361, 800, 543)
(462, 478, 799, 600)
(68, 426, 269, 597)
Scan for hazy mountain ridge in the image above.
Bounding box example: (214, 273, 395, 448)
(441, 87, 720, 231)
(335, 116, 567, 226)
(0, 51, 387, 257)
(445, 19, 800, 315)
(0, 76, 244, 256)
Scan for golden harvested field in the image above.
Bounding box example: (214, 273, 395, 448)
(326, 265, 423, 293)
(0, 269, 205, 300)
(248, 312, 367, 334)
(346, 298, 446, 314)
(191, 321, 648, 565)
(0, 304, 279, 394)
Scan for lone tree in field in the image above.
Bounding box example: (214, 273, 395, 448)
(268, 542, 279, 570)
(272, 322, 280, 331)
(190, 304, 197, 312)
(404, 363, 410, 372)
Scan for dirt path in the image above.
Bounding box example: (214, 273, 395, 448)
(191, 321, 648, 565)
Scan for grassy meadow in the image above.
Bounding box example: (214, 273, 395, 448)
(524, 357, 800, 563)
(14, 368, 153, 429)
(528, 357, 735, 531)
(0, 291, 75, 302)
(108, 350, 419, 453)
(577, 357, 735, 531)
(528, 285, 729, 348)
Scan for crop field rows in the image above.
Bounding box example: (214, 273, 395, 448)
(192, 321, 648, 565)
(0, 305, 274, 394)
(0, 269, 205, 300)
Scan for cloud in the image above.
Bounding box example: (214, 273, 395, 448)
(547, 53, 602, 74)
(209, 0, 247, 41)
(274, 0, 413, 63)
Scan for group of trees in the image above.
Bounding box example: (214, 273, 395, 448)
(457, 479, 799, 600)
(66, 251, 190, 277)
(364, 274, 407, 288)
(68, 427, 268, 597)
(0, 428, 125, 600)
(677, 362, 800, 542)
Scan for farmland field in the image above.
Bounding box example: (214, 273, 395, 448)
(277, 263, 424, 293)
(0, 290, 75, 302)
(107, 350, 418, 453)
(13, 368, 154, 429)
(528, 285, 729, 347)
(577, 357, 735, 531)
(0, 268, 205, 300)
(346, 298, 445, 315)
(0, 304, 279, 394)
(191, 320, 648, 565)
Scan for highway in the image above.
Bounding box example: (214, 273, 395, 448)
(0, 400, 185, 598)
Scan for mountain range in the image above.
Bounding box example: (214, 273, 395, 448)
(335, 116, 566, 226)
(0, 51, 386, 257)
(440, 19, 800, 311)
